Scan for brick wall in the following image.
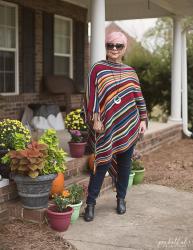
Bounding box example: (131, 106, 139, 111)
(0, 182, 18, 223)
(0, 0, 88, 120)
(136, 124, 182, 154)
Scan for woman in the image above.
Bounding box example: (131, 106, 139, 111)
(84, 31, 147, 222)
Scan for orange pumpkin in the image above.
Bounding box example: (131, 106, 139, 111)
(88, 154, 95, 170)
(50, 172, 65, 195)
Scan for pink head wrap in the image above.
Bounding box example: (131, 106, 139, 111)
(105, 32, 127, 46)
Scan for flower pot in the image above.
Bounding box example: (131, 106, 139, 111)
(0, 149, 10, 179)
(68, 142, 86, 158)
(132, 169, 145, 185)
(46, 205, 73, 232)
(13, 174, 56, 209)
(128, 172, 135, 189)
(69, 201, 83, 224)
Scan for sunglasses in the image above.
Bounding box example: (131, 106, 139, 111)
(106, 43, 125, 50)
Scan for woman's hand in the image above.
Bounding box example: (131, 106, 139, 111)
(93, 120, 104, 133)
(93, 113, 104, 134)
(139, 120, 147, 135)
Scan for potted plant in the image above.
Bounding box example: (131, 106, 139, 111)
(46, 190, 73, 232)
(65, 108, 87, 133)
(3, 129, 67, 209)
(39, 129, 67, 196)
(65, 109, 87, 158)
(67, 183, 86, 224)
(0, 119, 31, 178)
(131, 150, 145, 185)
(68, 130, 87, 158)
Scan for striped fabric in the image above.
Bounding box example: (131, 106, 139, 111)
(85, 60, 147, 177)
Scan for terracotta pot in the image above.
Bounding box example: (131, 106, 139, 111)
(46, 205, 73, 232)
(68, 142, 86, 158)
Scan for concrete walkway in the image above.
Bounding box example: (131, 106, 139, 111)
(60, 184, 193, 250)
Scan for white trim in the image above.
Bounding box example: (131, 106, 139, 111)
(0, 1, 19, 96)
(90, 0, 106, 65)
(54, 15, 73, 78)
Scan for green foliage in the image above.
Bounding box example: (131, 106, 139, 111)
(131, 149, 144, 170)
(0, 119, 31, 150)
(131, 160, 144, 171)
(13, 133, 28, 150)
(53, 195, 70, 212)
(68, 184, 85, 204)
(125, 41, 171, 117)
(39, 129, 67, 175)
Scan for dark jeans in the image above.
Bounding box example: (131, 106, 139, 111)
(86, 145, 135, 205)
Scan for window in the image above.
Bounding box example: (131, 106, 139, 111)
(0, 1, 18, 95)
(54, 15, 73, 78)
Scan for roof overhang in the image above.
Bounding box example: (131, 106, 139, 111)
(62, 0, 193, 20)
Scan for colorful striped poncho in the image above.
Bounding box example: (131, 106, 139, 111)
(85, 60, 147, 176)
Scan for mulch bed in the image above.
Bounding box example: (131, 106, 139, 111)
(143, 138, 193, 192)
(0, 219, 77, 250)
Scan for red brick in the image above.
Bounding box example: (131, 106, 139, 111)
(0, 209, 9, 223)
(23, 208, 45, 224)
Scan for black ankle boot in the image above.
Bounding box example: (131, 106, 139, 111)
(117, 198, 126, 214)
(84, 204, 95, 222)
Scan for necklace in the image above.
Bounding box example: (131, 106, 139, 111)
(108, 61, 122, 104)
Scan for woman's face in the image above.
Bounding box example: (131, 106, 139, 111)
(106, 42, 126, 62)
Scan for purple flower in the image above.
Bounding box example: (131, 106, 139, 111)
(69, 130, 83, 143)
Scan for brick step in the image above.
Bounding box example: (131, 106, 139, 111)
(0, 181, 18, 224)
(137, 123, 182, 154)
(65, 155, 90, 179)
(0, 204, 9, 224)
(6, 173, 113, 224)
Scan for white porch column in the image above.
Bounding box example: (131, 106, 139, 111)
(90, 0, 106, 65)
(169, 16, 182, 122)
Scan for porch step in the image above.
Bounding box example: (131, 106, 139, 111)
(65, 155, 89, 179)
(137, 123, 182, 154)
(6, 173, 113, 224)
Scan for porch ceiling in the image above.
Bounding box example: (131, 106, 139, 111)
(62, 0, 193, 20)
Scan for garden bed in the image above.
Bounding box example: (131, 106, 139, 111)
(0, 219, 76, 250)
(143, 138, 193, 192)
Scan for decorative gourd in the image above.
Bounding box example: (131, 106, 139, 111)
(50, 173, 64, 195)
(88, 154, 95, 170)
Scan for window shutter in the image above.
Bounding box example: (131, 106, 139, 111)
(43, 12, 54, 77)
(74, 20, 85, 93)
(21, 7, 35, 93)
